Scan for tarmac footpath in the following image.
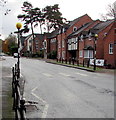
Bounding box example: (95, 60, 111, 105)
(1, 66, 25, 119)
(1, 66, 14, 119)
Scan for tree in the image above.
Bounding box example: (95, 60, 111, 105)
(17, 1, 45, 54)
(0, 0, 11, 15)
(17, 1, 43, 34)
(101, 2, 116, 20)
(43, 4, 67, 33)
(5, 34, 18, 55)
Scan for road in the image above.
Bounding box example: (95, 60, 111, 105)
(2, 56, 115, 118)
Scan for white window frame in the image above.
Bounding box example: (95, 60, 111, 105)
(109, 43, 113, 54)
(84, 50, 93, 58)
(58, 40, 61, 48)
(62, 40, 65, 48)
(79, 50, 83, 57)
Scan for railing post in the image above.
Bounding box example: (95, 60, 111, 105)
(20, 99, 26, 120)
(83, 60, 85, 67)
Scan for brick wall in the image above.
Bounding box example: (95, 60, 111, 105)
(104, 22, 115, 68)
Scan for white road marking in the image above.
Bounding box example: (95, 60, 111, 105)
(41, 104, 49, 118)
(59, 73, 71, 77)
(31, 87, 49, 118)
(31, 87, 38, 92)
(75, 72, 88, 76)
(43, 73, 52, 77)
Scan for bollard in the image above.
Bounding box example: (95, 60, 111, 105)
(62, 59, 63, 63)
(87, 59, 90, 68)
(57, 58, 58, 62)
(77, 60, 79, 66)
(83, 60, 85, 67)
(72, 59, 74, 65)
(69, 59, 71, 64)
(65, 59, 67, 64)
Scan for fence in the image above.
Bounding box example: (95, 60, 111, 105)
(57, 58, 90, 67)
(12, 62, 26, 120)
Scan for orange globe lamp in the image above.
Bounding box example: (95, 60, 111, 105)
(16, 23, 22, 29)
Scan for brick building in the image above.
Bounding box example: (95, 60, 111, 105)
(22, 34, 44, 56)
(66, 19, 115, 68)
(20, 13, 115, 68)
(57, 14, 93, 60)
(104, 21, 116, 68)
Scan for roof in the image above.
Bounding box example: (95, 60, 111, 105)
(25, 34, 44, 41)
(67, 22, 92, 38)
(68, 19, 114, 38)
(34, 34, 44, 41)
(90, 20, 114, 33)
(47, 29, 59, 39)
(68, 14, 90, 27)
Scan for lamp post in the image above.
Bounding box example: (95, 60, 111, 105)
(16, 23, 22, 78)
(93, 33, 98, 70)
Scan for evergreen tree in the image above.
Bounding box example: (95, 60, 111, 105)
(43, 4, 67, 33)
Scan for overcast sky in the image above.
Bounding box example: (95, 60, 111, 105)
(0, 0, 115, 39)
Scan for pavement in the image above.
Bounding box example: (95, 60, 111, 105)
(1, 66, 14, 119)
(45, 59, 115, 75)
(1, 63, 25, 119)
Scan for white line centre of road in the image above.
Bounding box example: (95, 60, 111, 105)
(43, 73, 52, 77)
(75, 72, 88, 76)
(31, 87, 49, 118)
(59, 73, 71, 77)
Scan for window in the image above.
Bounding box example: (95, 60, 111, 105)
(35, 40, 38, 45)
(73, 27, 77, 32)
(58, 52, 60, 59)
(62, 51, 65, 59)
(44, 40, 47, 49)
(109, 43, 113, 54)
(62, 40, 65, 48)
(51, 38, 56, 43)
(79, 51, 83, 57)
(58, 40, 61, 48)
(80, 35, 83, 41)
(84, 50, 93, 58)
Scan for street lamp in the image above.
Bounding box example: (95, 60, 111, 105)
(16, 22, 22, 78)
(93, 33, 98, 70)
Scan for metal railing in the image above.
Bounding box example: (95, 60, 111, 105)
(12, 62, 26, 120)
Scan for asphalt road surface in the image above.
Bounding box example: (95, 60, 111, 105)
(2, 56, 115, 118)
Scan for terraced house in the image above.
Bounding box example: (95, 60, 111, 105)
(21, 14, 116, 68)
(56, 14, 116, 68)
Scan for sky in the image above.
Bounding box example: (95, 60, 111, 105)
(0, 0, 115, 40)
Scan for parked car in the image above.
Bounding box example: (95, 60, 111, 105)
(0, 53, 6, 60)
(14, 53, 19, 58)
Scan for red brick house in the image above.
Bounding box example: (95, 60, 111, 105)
(57, 14, 93, 60)
(104, 21, 116, 68)
(66, 19, 115, 68)
(67, 20, 101, 62)
(21, 34, 44, 56)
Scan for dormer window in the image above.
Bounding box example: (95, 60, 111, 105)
(73, 27, 77, 32)
(80, 35, 83, 41)
(104, 32, 107, 36)
(88, 32, 92, 40)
